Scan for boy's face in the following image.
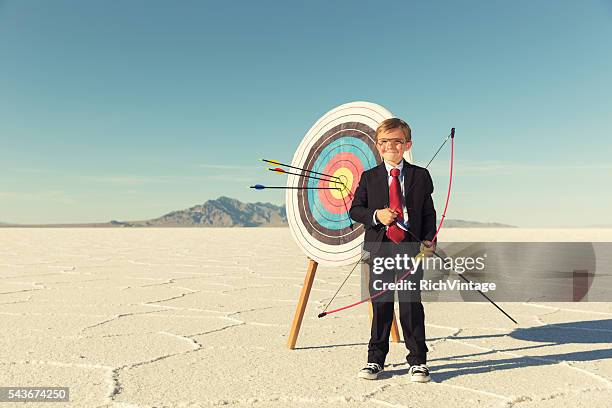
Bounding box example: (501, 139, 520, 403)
(376, 128, 412, 166)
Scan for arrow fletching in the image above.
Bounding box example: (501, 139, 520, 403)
(262, 159, 280, 165)
(396, 219, 410, 232)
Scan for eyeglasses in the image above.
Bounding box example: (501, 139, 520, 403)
(377, 139, 407, 147)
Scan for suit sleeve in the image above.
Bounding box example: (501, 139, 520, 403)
(421, 169, 437, 242)
(349, 172, 377, 227)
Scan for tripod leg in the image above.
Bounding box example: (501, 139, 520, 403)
(287, 259, 318, 349)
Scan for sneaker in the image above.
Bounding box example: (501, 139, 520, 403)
(358, 363, 384, 380)
(408, 364, 431, 383)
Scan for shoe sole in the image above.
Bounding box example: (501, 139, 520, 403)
(358, 371, 382, 380)
(410, 375, 431, 383)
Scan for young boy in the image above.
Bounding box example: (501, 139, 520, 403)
(349, 118, 436, 382)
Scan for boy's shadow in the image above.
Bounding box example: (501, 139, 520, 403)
(388, 319, 612, 382)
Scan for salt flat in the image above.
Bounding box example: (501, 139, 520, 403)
(0, 228, 611, 408)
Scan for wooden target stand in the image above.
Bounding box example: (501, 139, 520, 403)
(287, 258, 400, 349)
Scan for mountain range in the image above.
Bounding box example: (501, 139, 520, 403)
(113, 196, 287, 227)
(0, 196, 516, 228)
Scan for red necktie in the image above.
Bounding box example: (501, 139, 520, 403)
(386, 168, 406, 243)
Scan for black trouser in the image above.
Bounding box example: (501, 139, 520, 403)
(366, 239, 428, 366)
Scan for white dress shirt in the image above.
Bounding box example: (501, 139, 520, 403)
(372, 160, 409, 226)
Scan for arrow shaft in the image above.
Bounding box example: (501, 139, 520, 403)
(250, 186, 342, 190)
(270, 168, 341, 186)
(402, 228, 518, 324)
(263, 159, 342, 181)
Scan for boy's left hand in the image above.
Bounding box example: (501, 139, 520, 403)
(420, 240, 435, 257)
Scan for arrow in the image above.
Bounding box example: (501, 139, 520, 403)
(269, 167, 340, 185)
(262, 158, 342, 181)
(269, 167, 353, 199)
(402, 226, 518, 324)
(250, 184, 343, 190)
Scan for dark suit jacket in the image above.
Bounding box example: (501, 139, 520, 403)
(349, 159, 437, 255)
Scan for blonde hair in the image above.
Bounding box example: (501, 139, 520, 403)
(375, 118, 412, 142)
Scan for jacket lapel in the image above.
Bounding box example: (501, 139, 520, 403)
(402, 159, 415, 212)
(373, 163, 389, 206)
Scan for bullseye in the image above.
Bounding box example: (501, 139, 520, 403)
(329, 170, 352, 200)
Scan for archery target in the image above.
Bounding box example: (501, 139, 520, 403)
(287, 101, 412, 266)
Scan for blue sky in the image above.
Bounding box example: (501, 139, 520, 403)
(1, 0, 611, 227)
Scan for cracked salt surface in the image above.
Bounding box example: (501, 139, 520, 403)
(0, 228, 611, 407)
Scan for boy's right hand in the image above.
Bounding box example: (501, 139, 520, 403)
(375, 208, 397, 226)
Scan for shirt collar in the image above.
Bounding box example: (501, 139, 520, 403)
(384, 159, 404, 175)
